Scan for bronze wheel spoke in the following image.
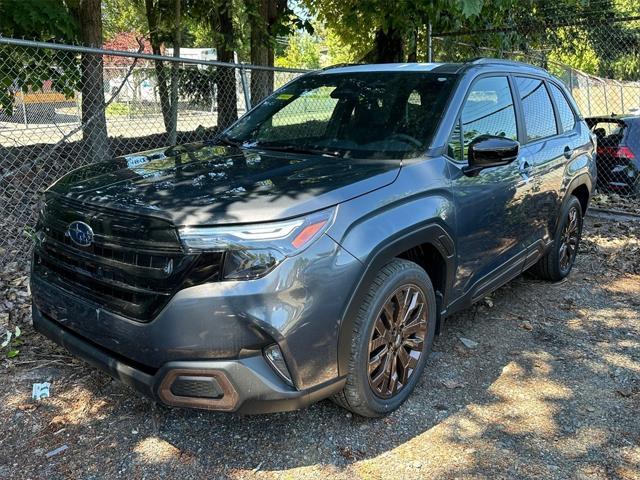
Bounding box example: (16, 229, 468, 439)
(559, 207, 580, 272)
(385, 353, 398, 395)
(369, 346, 389, 374)
(403, 320, 426, 336)
(394, 291, 409, 328)
(404, 302, 424, 328)
(381, 303, 395, 328)
(373, 317, 388, 338)
(402, 336, 424, 351)
(368, 283, 429, 399)
(369, 335, 387, 352)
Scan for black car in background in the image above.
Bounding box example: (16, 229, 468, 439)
(586, 115, 640, 196)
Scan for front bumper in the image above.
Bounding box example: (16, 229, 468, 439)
(30, 233, 364, 390)
(33, 307, 345, 414)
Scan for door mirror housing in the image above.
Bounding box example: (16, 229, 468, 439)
(463, 135, 519, 177)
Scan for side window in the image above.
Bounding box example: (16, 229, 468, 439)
(515, 77, 558, 142)
(549, 83, 576, 132)
(448, 76, 518, 161)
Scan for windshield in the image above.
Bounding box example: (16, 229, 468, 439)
(223, 71, 457, 159)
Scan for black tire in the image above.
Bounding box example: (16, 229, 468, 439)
(531, 195, 583, 281)
(332, 258, 437, 417)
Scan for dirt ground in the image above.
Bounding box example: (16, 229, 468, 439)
(0, 215, 638, 480)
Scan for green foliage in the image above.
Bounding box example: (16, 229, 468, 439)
(0, 0, 78, 40)
(0, 0, 79, 115)
(102, 0, 148, 41)
(1, 326, 23, 359)
(609, 54, 640, 81)
(302, 0, 506, 62)
(547, 28, 600, 75)
(275, 31, 321, 69)
(177, 67, 215, 104)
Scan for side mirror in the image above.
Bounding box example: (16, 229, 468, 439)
(463, 135, 519, 177)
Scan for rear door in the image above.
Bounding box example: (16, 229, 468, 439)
(512, 76, 567, 252)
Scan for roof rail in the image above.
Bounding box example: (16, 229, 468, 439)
(319, 63, 363, 71)
(467, 57, 549, 73)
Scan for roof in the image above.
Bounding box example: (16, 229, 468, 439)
(317, 58, 550, 76)
(317, 63, 449, 74)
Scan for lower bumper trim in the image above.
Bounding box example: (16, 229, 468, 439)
(33, 306, 345, 414)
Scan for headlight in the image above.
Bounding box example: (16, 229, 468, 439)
(179, 207, 335, 280)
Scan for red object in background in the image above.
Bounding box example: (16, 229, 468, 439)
(103, 32, 154, 66)
(597, 146, 636, 160)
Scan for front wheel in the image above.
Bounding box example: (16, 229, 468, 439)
(531, 195, 583, 281)
(332, 259, 436, 417)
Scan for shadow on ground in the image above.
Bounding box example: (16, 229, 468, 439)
(1, 218, 638, 479)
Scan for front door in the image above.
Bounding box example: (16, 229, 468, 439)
(446, 75, 531, 301)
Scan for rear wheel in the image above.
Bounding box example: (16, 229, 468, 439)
(332, 259, 436, 417)
(532, 195, 583, 281)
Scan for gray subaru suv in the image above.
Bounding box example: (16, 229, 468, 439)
(31, 59, 596, 416)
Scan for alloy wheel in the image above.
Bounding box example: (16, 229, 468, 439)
(559, 206, 580, 271)
(367, 284, 428, 398)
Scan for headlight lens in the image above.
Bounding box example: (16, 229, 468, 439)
(178, 207, 335, 280)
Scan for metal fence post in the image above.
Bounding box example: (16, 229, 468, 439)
(21, 98, 28, 127)
(428, 22, 433, 63)
(239, 64, 251, 112)
(568, 68, 574, 94)
(620, 83, 624, 113)
(603, 80, 609, 114)
(585, 76, 592, 116)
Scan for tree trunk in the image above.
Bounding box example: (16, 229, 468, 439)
(407, 26, 418, 62)
(144, 0, 173, 137)
(168, 0, 181, 145)
(212, 2, 238, 130)
(362, 27, 405, 63)
(77, 0, 109, 163)
(248, 0, 285, 106)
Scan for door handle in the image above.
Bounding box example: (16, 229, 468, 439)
(518, 158, 531, 183)
(563, 146, 573, 159)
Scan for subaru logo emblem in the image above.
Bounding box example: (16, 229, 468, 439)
(66, 221, 94, 247)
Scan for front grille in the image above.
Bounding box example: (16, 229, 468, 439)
(33, 195, 224, 321)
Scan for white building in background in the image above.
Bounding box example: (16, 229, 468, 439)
(164, 48, 239, 66)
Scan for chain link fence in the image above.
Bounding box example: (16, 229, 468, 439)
(432, 13, 640, 207)
(0, 37, 307, 265)
(2, 16, 640, 266)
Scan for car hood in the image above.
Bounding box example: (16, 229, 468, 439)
(48, 143, 401, 225)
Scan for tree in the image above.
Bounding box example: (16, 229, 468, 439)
(102, 0, 147, 41)
(72, 0, 110, 162)
(169, 0, 182, 145)
(0, 0, 78, 116)
(303, 0, 501, 63)
(275, 31, 321, 69)
(209, 0, 238, 129)
(246, 0, 311, 105)
(144, 0, 182, 144)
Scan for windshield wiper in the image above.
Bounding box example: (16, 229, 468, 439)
(217, 135, 243, 148)
(253, 143, 343, 158)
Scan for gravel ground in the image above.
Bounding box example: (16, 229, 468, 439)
(0, 216, 639, 480)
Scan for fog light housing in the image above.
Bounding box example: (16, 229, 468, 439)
(264, 344, 294, 387)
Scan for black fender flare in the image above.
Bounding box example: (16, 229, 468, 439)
(555, 172, 593, 230)
(336, 222, 456, 377)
